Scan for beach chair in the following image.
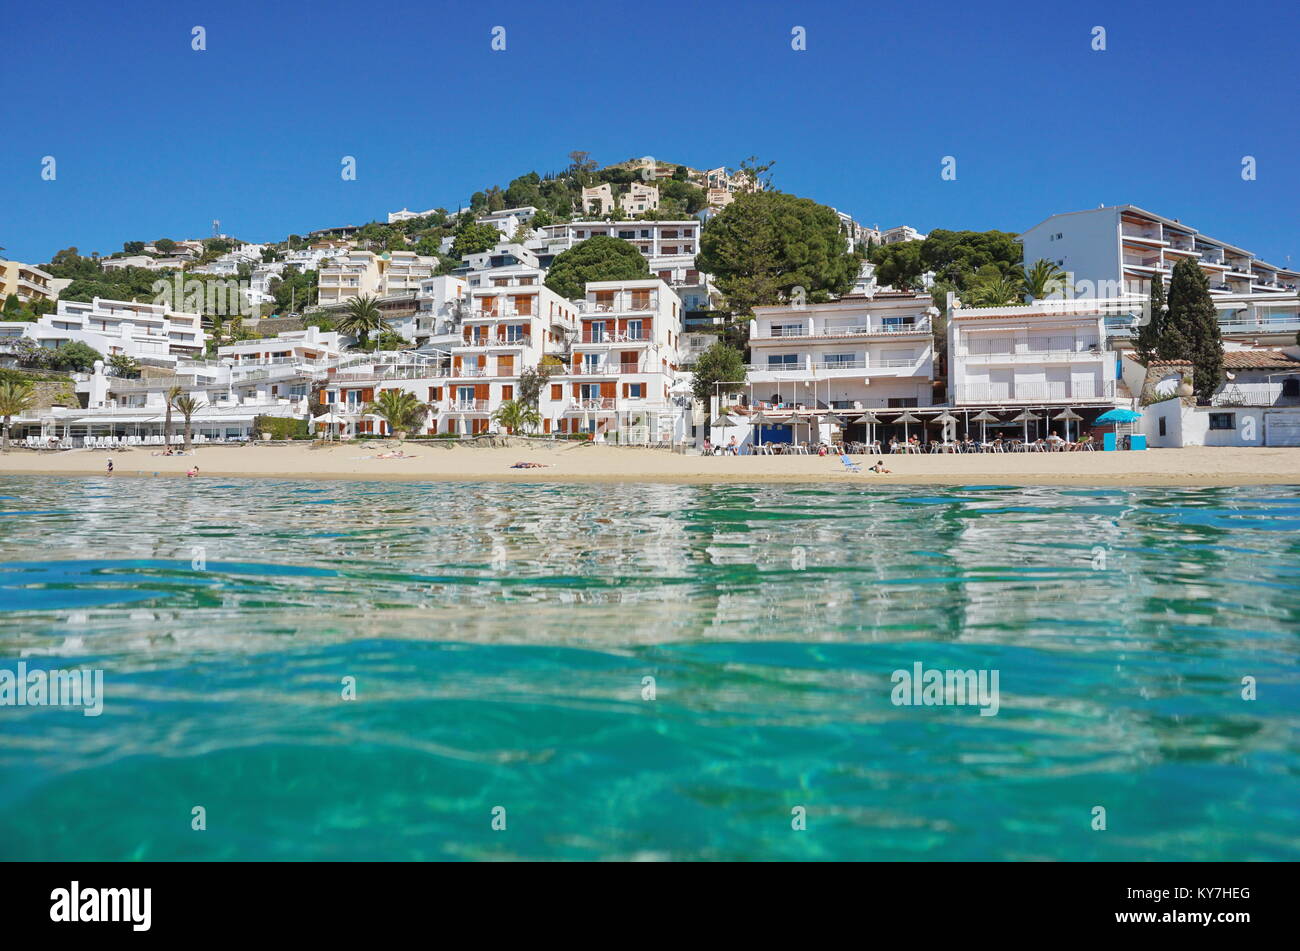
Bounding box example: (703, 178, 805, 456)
(839, 454, 861, 472)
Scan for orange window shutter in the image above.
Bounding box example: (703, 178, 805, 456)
(600, 381, 615, 399)
(550, 384, 562, 400)
(502, 385, 513, 400)
(572, 383, 581, 397)
(543, 419, 551, 434)
(475, 384, 488, 400)
(622, 383, 629, 398)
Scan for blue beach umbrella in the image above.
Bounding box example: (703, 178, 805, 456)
(1095, 408, 1142, 424)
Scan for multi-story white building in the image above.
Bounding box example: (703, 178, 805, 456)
(216, 326, 342, 366)
(531, 220, 703, 286)
(0, 297, 206, 363)
(476, 206, 538, 240)
(388, 207, 438, 224)
(619, 183, 659, 215)
(879, 225, 926, 245)
(581, 184, 614, 216)
(1021, 204, 1300, 299)
(739, 292, 938, 445)
(541, 278, 686, 442)
(316, 250, 437, 306)
(947, 298, 1129, 425)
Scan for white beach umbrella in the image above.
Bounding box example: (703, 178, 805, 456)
(1011, 409, 1037, 443)
(894, 411, 921, 443)
(971, 410, 999, 445)
(1053, 407, 1083, 443)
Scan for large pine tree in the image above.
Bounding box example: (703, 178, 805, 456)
(1134, 271, 1164, 364)
(1164, 259, 1224, 401)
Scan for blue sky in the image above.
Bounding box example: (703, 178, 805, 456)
(3, 0, 1298, 266)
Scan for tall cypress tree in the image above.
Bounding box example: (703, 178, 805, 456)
(1134, 271, 1164, 364)
(1165, 259, 1224, 401)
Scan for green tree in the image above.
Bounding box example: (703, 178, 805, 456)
(0, 380, 37, 451)
(870, 241, 926, 290)
(492, 399, 542, 435)
(920, 229, 1022, 289)
(690, 342, 746, 437)
(48, 341, 102, 371)
(172, 394, 205, 451)
(1134, 270, 1165, 365)
(337, 295, 390, 349)
(697, 191, 858, 315)
(1164, 258, 1224, 401)
(363, 388, 429, 436)
(123, 241, 145, 254)
(154, 238, 177, 255)
(965, 268, 1025, 307)
(1019, 259, 1069, 300)
(517, 362, 558, 406)
(107, 353, 140, 378)
(544, 236, 650, 300)
(451, 222, 502, 258)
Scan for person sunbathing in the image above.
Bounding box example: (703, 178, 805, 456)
(510, 461, 550, 468)
(868, 460, 891, 473)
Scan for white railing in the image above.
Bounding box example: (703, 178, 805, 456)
(954, 381, 1117, 403)
(755, 319, 931, 339)
(957, 348, 1105, 363)
(569, 398, 617, 412)
(1211, 383, 1298, 406)
(445, 400, 490, 413)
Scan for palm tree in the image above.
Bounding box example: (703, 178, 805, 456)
(0, 380, 36, 452)
(172, 395, 206, 452)
(363, 388, 429, 438)
(492, 399, 542, 435)
(1019, 259, 1070, 301)
(337, 295, 390, 350)
(967, 275, 1026, 307)
(163, 384, 183, 447)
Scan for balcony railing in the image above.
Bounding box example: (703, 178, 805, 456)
(445, 400, 491, 413)
(570, 363, 643, 375)
(459, 335, 532, 348)
(1211, 383, 1300, 407)
(755, 319, 931, 339)
(749, 356, 924, 373)
(954, 381, 1116, 404)
(569, 398, 617, 412)
(580, 331, 649, 343)
(956, 348, 1105, 363)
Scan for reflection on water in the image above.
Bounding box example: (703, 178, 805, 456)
(0, 476, 1297, 860)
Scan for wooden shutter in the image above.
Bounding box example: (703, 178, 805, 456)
(474, 384, 489, 400)
(600, 381, 615, 399)
(502, 385, 513, 401)
(550, 384, 562, 400)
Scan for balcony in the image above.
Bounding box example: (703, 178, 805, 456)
(450, 366, 490, 378)
(754, 318, 931, 339)
(459, 334, 532, 349)
(954, 381, 1117, 404)
(570, 362, 644, 376)
(579, 330, 649, 344)
(569, 398, 617, 412)
(1211, 382, 1300, 407)
(748, 356, 925, 376)
(445, 400, 491, 413)
(956, 348, 1105, 364)
(1120, 225, 1163, 243)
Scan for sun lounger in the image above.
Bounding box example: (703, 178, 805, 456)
(839, 454, 861, 472)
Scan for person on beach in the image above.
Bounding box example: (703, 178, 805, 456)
(868, 459, 891, 473)
(727, 436, 738, 455)
(106, 458, 113, 475)
(187, 466, 199, 478)
(510, 461, 549, 468)
(702, 438, 713, 456)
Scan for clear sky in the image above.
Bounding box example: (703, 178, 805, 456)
(3, 0, 1298, 266)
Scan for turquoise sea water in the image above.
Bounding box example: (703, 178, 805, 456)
(0, 475, 1297, 861)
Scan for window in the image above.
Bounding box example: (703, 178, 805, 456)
(626, 383, 645, 399)
(1158, 417, 1167, 436)
(771, 323, 803, 337)
(768, 354, 799, 367)
(887, 397, 919, 408)
(1208, 413, 1235, 431)
(589, 321, 606, 342)
(626, 319, 643, 340)
(583, 353, 600, 372)
(550, 384, 563, 400)
(580, 383, 601, 400)
(618, 231, 635, 239)
(822, 353, 855, 367)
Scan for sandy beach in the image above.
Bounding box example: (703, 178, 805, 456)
(1, 441, 1298, 486)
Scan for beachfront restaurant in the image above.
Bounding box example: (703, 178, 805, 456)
(15, 406, 291, 449)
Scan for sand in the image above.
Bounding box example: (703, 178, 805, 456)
(1, 441, 1298, 486)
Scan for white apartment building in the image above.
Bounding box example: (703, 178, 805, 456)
(620, 183, 659, 215)
(216, 326, 342, 365)
(0, 296, 206, 363)
(532, 220, 703, 286)
(581, 184, 615, 216)
(0, 259, 56, 307)
(388, 207, 438, 224)
(739, 292, 938, 446)
(1021, 204, 1300, 299)
(102, 254, 192, 272)
(947, 298, 1128, 420)
(541, 278, 687, 443)
(880, 225, 926, 245)
(476, 206, 538, 240)
(316, 250, 437, 306)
